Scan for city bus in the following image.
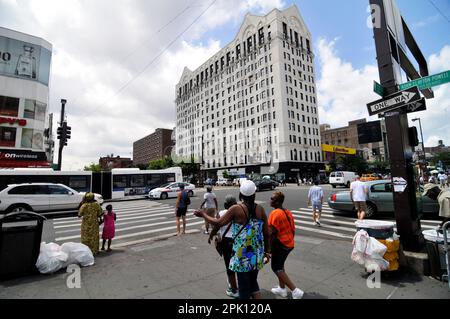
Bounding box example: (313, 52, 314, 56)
(0, 167, 183, 200)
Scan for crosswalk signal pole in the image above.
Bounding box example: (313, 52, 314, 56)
(57, 99, 67, 171)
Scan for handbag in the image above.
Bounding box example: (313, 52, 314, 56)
(214, 223, 232, 257)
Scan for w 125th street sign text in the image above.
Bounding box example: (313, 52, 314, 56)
(367, 87, 420, 116)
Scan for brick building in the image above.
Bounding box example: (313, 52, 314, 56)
(133, 128, 174, 166)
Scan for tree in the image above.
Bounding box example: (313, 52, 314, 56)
(148, 156, 174, 170)
(369, 160, 390, 174)
(223, 171, 230, 179)
(330, 155, 368, 175)
(431, 152, 450, 169)
(84, 163, 101, 173)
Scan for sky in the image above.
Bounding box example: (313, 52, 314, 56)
(0, 0, 449, 170)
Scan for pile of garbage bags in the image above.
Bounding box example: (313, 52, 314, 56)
(36, 242, 95, 274)
(352, 230, 390, 271)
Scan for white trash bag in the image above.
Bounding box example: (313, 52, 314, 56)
(365, 237, 387, 257)
(36, 242, 68, 274)
(351, 230, 369, 265)
(61, 242, 95, 267)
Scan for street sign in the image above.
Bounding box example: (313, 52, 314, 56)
(399, 70, 450, 91)
(367, 87, 420, 116)
(393, 177, 407, 193)
(373, 81, 385, 97)
(378, 98, 426, 118)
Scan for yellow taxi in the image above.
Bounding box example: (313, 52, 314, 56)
(361, 174, 380, 182)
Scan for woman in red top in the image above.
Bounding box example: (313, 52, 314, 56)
(268, 191, 304, 299)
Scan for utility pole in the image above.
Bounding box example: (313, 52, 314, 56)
(57, 99, 66, 171)
(56, 99, 72, 171)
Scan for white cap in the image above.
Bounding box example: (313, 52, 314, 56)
(240, 180, 257, 196)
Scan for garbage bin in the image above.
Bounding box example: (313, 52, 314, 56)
(423, 229, 449, 281)
(355, 220, 396, 240)
(0, 212, 47, 280)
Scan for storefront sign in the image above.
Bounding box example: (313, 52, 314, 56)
(322, 144, 357, 155)
(0, 149, 47, 161)
(0, 116, 27, 126)
(0, 36, 52, 86)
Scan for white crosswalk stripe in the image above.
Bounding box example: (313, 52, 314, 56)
(52, 201, 204, 247)
(291, 205, 442, 241)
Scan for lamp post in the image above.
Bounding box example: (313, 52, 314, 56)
(57, 99, 67, 171)
(412, 118, 426, 181)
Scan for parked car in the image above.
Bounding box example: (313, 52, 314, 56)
(148, 182, 195, 200)
(329, 171, 357, 188)
(253, 179, 278, 192)
(205, 178, 216, 186)
(328, 180, 439, 218)
(216, 178, 232, 186)
(0, 183, 104, 215)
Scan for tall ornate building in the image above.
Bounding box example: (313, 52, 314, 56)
(175, 6, 323, 180)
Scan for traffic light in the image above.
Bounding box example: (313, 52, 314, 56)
(57, 126, 63, 140)
(65, 125, 71, 140)
(409, 127, 419, 147)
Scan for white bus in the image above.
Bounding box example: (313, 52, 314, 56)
(0, 167, 183, 200)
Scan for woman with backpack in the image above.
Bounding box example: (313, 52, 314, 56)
(175, 184, 190, 236)
(194, 180, 270, 299)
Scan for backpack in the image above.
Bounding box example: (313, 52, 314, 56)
(182, 191, 191, 206)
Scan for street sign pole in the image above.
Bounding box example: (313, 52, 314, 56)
(369, 0, 423, 252)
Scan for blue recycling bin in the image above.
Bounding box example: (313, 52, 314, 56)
(0, 212, 47, 280)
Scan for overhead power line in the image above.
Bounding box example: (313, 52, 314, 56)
(85, 0, 218, 117)
(428, 0, 450, 23)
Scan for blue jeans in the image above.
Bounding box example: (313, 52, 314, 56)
(236, 270, 260, 299)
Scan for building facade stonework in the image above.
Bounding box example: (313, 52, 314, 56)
(175, 6, 323, 179)
(133, 128, 174, 166)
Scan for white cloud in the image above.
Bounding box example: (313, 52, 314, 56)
(316, 38, 380, 128)
(317, 38, 450, 149)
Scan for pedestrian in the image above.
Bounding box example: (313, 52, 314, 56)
(194, 180, 270, 299)
(101, 204, 117, 252)
(208, 195, 239, 298)
(438, 172, 447, 188)
(422, 184, 450, 228)
(350, 176, 369, 220)
(175, 184, 190, 236)
(78, 193, 103, 255)
(200, 186, 218, 234)
(308, 180, 324, 226)
(268, 191, 304, 299)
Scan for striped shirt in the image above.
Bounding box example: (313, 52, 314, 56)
(268, 209, 295, 249)
(308, 186, 324, 204)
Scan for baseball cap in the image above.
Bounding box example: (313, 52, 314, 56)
(422, 183, 437, 196)
(240, 180, 257, 196)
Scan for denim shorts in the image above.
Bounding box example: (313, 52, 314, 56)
(312, 202, 322, 211)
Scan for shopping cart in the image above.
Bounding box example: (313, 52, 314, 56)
(443, 221, 450, 290)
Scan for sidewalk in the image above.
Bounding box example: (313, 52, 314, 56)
(1, 232, 449, 299)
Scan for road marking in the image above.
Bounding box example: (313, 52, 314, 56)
(292, 212, 357, 227)
(56, 221, 205, 243)
(293, 216, 357, 233)
(295, 225, 354, 240)
(56, 218, 203, 242)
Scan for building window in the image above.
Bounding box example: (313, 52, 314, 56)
(0, 127, 16, 147)
(21, 128, 44, 150)
(0, 95, 20, 117)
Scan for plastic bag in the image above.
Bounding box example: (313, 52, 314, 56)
(61, 242, 95, 267)
(365, 237, 387, 257)
(352, 230, 370, 265)
(365, 257, 390, 272)
(36, 242, 68, 274)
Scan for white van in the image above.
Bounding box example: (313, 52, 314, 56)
(329, 171, 356, 188)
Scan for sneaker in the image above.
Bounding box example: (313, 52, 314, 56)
(226, 288, 239, 298)
(316, 220, 321, 227)
(203, 230, 210, 234)
(292, 288, 304, 299)
(271, 286, 288, 298)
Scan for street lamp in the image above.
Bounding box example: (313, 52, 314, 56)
(412, 118, 426, 180)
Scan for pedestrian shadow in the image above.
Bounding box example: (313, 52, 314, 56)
(95, 249, 126, 258)
(359, 268, 427, 288)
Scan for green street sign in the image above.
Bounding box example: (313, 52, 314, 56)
(373, 81, 385, 97)
(399, 70, 450, 91)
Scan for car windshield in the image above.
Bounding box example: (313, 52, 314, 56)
(159, 183, 171, 188)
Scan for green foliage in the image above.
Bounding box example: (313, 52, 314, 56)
(148, 157, 174, 170)
(222, 171, 230, 179)
(330, 155, 368, 175)
(84, 163, 102, 173)
(369, 160, 390, 174)
(431, 152, 450, 169)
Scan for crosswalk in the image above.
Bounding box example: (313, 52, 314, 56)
(52, 201, 204, 248)
(291, 203, 442, 241)
(51, 200, 443, 248)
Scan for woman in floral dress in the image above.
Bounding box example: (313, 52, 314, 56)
(78, 193, 103, 255)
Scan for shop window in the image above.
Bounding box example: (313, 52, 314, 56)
(21, 128, 44, 150)
(0, 127, 16, 147)
(24, 100, 46, 121)
(0, 95, 20, 117)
